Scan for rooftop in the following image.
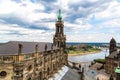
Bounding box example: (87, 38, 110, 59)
(0, 41, 58, 55)
(49, 66, 81, 80)
(107, 51, 120, 59)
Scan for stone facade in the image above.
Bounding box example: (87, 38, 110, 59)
(105, 38, 120, 76)
(0, 9, 67, 80)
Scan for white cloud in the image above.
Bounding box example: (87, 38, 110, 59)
(65, 21, 91, 30)
(0, 0, 120, 42)
(0, 22, 54, 42)
(0, 0, 45, 23)
(67, 32, 120, 42)
(95, 0, 120, 20)
(99, 18, 120, 28)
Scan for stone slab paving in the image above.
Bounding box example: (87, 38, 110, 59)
(80, 62, 111, 80)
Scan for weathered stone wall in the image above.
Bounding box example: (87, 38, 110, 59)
(0, 63, 13, 80)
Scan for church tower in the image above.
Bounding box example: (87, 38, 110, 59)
(109, 38, 117, 54)
(53, 9, 66, 49)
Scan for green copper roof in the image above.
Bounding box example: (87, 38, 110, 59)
(115, 66, 120, 73)
(57, 9, 62, 21)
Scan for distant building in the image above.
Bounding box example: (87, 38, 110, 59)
(0, 9, 68, 80)
(109, 38, 117, 54)
(105, 38, 120, 76)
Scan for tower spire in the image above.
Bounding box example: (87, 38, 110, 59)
(54, 9, 65, 48)
(58, 9, 62, 21)
(53, 9, 67, 65)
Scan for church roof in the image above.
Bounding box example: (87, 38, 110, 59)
(0, 41, 58, 55)
(107, 51, 120, 59)
(110, 38, 116, 43)
(61, 68, 80, 80)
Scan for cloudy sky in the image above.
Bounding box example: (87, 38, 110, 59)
(0, 0, 120, 43)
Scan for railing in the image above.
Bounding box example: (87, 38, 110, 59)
(0, 56, 14, 62)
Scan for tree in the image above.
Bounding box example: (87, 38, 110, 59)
(68, 45, 75, 50)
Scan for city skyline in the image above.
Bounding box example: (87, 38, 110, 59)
(0, 0, 120, 43)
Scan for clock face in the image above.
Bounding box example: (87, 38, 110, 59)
(0, 71, 7, 78)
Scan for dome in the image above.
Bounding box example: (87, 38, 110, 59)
(110, 38, 116, 43)
(115, 66, 120, 73)
(58, 15, 62, 20)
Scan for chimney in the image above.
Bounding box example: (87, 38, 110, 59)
(18, 44, 23, 55)
(45, 44, 47, 51)
(35, 44, 39, 53)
